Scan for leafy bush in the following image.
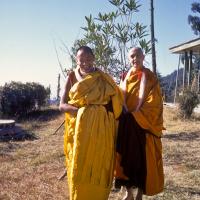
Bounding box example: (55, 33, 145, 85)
(178, 89, 199, 118)
(0, 81, 50, 117)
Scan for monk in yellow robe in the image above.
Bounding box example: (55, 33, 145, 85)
(59, 46, 123, 200)
(114, 47, 164, 200)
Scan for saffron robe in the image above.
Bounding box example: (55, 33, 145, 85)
(115, 67, 164, 196)
(64, 70, 123, 200)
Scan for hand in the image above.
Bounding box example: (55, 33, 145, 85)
(59, 103, 78, 116)
(68, 105, 78, 116)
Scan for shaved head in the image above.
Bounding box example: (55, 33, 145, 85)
(128, 47, 143, 57)
(128, 47, 144, 70)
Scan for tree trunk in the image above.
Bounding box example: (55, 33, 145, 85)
(57, 73, 61, 105)
(150, 0, 157, 75)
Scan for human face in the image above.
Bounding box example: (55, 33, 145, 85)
(76, 50, 94, 72)
(128, 48, 144, 70)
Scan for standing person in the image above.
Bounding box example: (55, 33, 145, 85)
(114, 47, 164, 200)
(59, 46, 123, 200)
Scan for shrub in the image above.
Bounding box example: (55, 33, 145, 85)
(0, 81, 50, 117)
(178, 89, 199, 119)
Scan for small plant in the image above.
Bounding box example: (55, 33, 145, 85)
(178, 89, 199, 119)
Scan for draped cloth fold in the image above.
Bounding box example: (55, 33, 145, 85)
(64, 70, 123, 200)
(115, 67, 164, 196)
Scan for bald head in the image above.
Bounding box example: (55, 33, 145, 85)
(128, 47, 144, 69)
(129, 47, 143, 55)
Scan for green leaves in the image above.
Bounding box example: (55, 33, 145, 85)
(0, 82, 50, 117)
(72, 0, 150, 81)
(109, 0, 125, 7)
(178, 89, 200, 118)
(188, 2, 200, 36)
(84, 14, 96, 32)
(125, 0, 141, 12)
(139, 39, 151, 54)
(135, 22, 148, 38)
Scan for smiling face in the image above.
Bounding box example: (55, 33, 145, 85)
(76, 49, 94, 73)
(128, 47, 144, 70)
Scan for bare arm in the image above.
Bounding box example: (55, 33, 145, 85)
(59, 74, 78, 115)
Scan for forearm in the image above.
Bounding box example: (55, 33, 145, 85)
(59, 103, 78, 114)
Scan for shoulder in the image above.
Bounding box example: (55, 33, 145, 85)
(143, 67, 158, 82)
(97, 68, 117, 85)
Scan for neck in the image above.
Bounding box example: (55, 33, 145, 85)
(79, 67, 95, 77)
(132, 65, 144, 72)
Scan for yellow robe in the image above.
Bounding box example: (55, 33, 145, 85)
(64, 70, 122, 200)
(126, 68, 163, 136)
(116, 67, 164, 195)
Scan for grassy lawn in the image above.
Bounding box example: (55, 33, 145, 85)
(0, 105, 200, 200)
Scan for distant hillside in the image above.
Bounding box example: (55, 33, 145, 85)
(160, 68, 183, 102)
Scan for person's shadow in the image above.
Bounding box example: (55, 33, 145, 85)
(163, 131, 200, 141)
(0, 125, 38, 142)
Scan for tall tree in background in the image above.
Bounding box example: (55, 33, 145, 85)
(150, 0, 157, 74)
(188, 1, 200, 36)
(188, 1, 200, 94)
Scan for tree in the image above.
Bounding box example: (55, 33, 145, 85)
(188, 2, 200, 94)
(0, 82, 50, 117)
(71, 0, 151, 81)
(178, 89, 199, 118)
(188, 1, 200, 36)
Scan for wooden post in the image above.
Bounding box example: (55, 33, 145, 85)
(52, 120, 65, 135)
(150, 0, 157, 75)
(57, 73, 61, 105)
(174, 55, 181, 103)
(183, 51, 188, 90)
(188, 50, 193, 87)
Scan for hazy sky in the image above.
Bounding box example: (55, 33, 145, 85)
(0, 0, 196, 97)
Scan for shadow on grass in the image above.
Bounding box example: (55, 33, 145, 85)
(163, 131, 200, 141)
(166, 185, 200, 196)
(17, 108, 62, 122)
(0, 125, 38, 142)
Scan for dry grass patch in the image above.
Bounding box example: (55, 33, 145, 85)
(109, 105, 200, 200)
(0, 105, 200, 200)
(0, 107, 68, 200)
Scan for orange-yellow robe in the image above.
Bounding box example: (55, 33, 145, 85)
(64, 70, 123, 200)
(115, 67, 164, 196)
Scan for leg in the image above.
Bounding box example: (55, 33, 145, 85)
(122, 186, 134, 200)
(135, 188, 143, 200)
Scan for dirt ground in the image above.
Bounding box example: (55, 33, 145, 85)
(0, 106, 200, 200)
